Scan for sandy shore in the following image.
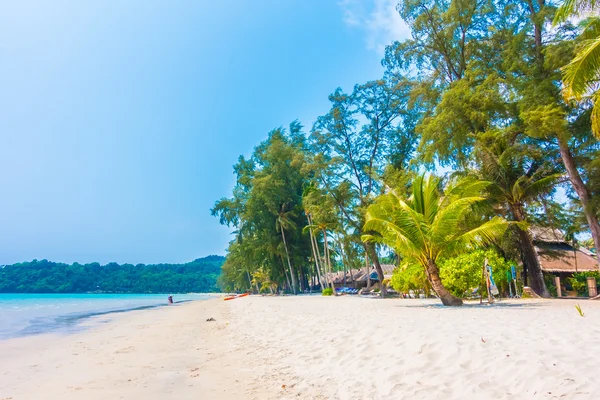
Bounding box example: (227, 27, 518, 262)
(2, 296, 600, 399)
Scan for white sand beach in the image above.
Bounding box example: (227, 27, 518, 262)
(2, 296, 600, 400)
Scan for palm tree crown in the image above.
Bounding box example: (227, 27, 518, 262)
(363, 174, 509, 306)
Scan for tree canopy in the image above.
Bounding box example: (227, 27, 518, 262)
(0, 256, 224, 293)
(213, 0, 600, 302)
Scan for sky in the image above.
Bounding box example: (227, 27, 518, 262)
(0, 0, 410, 265)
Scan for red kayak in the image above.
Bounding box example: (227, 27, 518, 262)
(223, 293, 249, 301)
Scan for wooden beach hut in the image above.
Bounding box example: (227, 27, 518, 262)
(532, 227, 599, 296)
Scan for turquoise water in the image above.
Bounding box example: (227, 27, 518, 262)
(0, 293, 211, 339)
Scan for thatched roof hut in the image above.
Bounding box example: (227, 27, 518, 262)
(321, 264, 397, 288)
(531, 227, 599, 273)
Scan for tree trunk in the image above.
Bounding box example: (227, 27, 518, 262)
(280, 255, 292, 293)
(511, 203, 550, 297)
(280, 226, 298, 295)
(323, 229, 335, 290)
(426, 260, 463, 306)
(336, 233, 348, 287)
(246, 270, 253, 293)
(366, 243, 387, 298)
(558, 137, 600, 265)
(307, 215, 325, 291)
(298, 267, 305, 292)
(365, 251, 371, 290)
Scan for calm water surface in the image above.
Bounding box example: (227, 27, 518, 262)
(0, 293, 212, 339)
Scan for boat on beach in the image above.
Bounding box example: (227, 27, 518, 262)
(224, 293, 249, 301)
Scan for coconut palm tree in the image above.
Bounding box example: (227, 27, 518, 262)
(554, 1, 600, 138)
(474, 137, 562, 298)
(362, 174, 509, 306)
(276, 204, 298, 294)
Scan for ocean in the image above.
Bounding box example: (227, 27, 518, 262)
(0, 293, 212, 339)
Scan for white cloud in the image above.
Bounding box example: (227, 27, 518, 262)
(339, 0, 411, 55)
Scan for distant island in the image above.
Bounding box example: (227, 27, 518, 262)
(0, 255, 224, 293)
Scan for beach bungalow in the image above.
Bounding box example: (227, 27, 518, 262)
(351, 264, 396, 289)
(532, 226, 599, 296)
(318, 264, 397, 290)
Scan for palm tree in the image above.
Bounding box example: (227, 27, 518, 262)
(304, 211, 326, 291)
(554, 0, 600, 138)
(276, 204, 298, 294)
(362, 174, 509, 306)
(582, 237, 596, 252)
(475, 138, 561, 297)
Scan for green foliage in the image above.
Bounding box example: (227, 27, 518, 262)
(363, 174, 509, 305)
(322, 288, 334, 296)
(213, 0, 600, 299)
(438, 249, 514, 298)
(544, 274, 558, 298)
(390, 263, 428, 293)
(0, 256, 224, 293)
(569, 272, 600, 296)
(212, 124, 313, 293)
(363, 174, 509, 265)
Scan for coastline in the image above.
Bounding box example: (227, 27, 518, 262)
(0, 293, 218, 340)
(0, 297, 252, 400)
(2, 296, 600, 399)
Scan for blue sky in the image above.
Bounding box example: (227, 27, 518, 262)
(0, 0, 409, 265)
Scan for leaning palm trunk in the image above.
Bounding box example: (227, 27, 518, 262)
(280, 226, 298, 295)
(426, 260, 463, 306)
(310, 228, 325, 291)
(307, 214, 325, 291)
(558, 138, 600, 265)
(322, 229, 335, 289)
(280, 255, 292, 293)
(510, 204, 550, 297)
(366, 242, 387, 298)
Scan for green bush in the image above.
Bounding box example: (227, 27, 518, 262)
(438, 249, 514, 298)
(544, 274, 558, 297)
(322, 288, 334, 296)
(390, 262, 428, 293)
(568, 272, 600, 296)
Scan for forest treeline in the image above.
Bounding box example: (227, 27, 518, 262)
(212, 0, 600, 304)
(0, 256, 224, 293)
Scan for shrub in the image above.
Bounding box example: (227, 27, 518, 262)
(568, 272, 600, 296)
(544, 274, 558, 297)
(438, 249, 514, 298)
(322, 288, 334, 296)
(390, 262, 428, 293)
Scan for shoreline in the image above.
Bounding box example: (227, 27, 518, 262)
(2, 296, 600, 399)
(0, 293, 219, 340)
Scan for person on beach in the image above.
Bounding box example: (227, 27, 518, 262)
(168, 295, 173, 304)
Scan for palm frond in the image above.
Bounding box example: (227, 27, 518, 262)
(554, 0, 600, 25)
(592, 89, 600, 138)
(520, 173, 563, 199)
(562, 35, 600, 99)
(440, 217, 509, 260)
(443, 178, 491, 206)
(430, 196, 488, 246)
(364, 193, 428, 251)
(421, 175, 440, 224)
